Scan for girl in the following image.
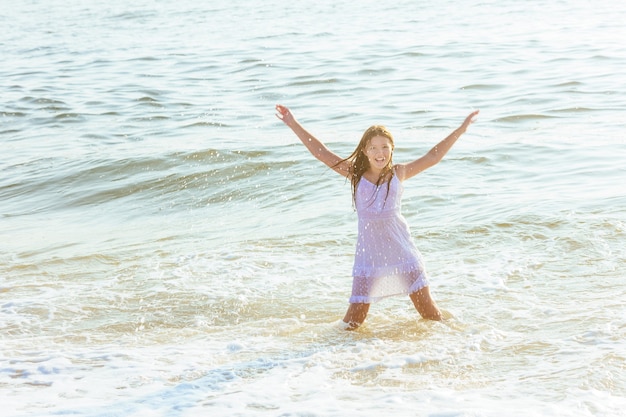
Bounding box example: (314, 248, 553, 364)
(275, 104, 479, 329)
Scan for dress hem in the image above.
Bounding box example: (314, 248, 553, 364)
(348, 274, 429, 304)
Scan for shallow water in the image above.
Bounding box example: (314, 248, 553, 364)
(2, 0, 626, 416)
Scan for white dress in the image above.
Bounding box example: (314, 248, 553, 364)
(350, 173, 429, 304)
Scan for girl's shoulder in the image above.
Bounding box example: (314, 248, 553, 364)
(392, 164, 405, 182)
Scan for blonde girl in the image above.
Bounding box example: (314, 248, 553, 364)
(276, 104, 479, 329)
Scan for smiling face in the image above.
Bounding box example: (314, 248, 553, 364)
(346, 125, 395, 205)
(364, 135, 394, 173)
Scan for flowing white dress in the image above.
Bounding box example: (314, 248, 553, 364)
(350, 173, 429, 304)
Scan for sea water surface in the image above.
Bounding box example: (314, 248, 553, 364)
(1, 0, 626, 416)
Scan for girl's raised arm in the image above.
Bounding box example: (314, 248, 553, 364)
(396, 110, 479, 181)
(275, 104, 351, 177)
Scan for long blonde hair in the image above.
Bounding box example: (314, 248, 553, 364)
(335, 125, 395, 207)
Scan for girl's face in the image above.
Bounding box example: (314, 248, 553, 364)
(363, 135, 393, 171)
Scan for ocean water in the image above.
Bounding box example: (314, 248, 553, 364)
(2, 0, 626, 416)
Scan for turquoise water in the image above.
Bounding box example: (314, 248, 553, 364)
(2, 0, 626, 416)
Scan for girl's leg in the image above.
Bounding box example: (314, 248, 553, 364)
(342, 303, 370, 330)
(410, 286, 442, 321)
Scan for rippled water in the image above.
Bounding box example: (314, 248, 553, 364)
(2, 0, 626, 416)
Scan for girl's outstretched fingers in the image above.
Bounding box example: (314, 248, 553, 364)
(275, 104, 293, 124)
(464, 109, 480, 126)
(275, 104, 284, 119)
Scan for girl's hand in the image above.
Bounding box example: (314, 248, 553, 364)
(275, 104, 295, 126)
(460, 109, 480, 132)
